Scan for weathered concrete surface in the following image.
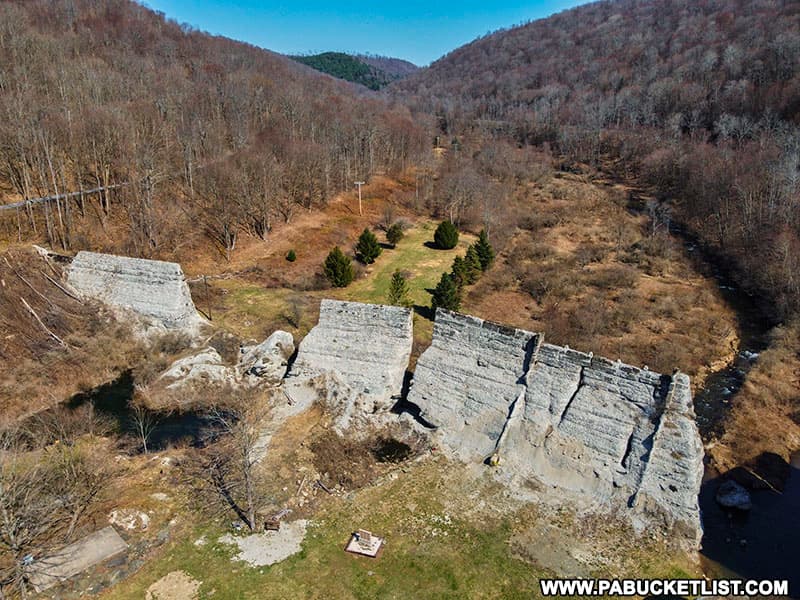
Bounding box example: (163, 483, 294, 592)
(409, 309, 704, 545)
(288, 300, 413, 414)
(158, 331, 294, 390)
(160, 347, 231, 388)
(28, 526, 128, 592)
(408, 310, 539, 460)
(238, 330, 295, 381)
(67, 251, 203, 330)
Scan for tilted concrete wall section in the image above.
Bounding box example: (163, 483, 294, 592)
(409, 309, 704, 544)
(289, 299, 413, 412)
(67, 251, 203, 330)
(409, 309, 541, 459)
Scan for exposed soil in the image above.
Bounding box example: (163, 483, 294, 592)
(145, 570, 202, 600)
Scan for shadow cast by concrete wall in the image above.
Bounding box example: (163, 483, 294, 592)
(699, 452, 800, 598)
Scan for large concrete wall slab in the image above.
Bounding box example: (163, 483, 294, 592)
(409, 308, 704, 544)
(288, 299, 413, 412)
(67, 251, 202, 330)
(409, 309, 540, 459)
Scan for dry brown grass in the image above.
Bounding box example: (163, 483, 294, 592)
(711, 321, 800, 468)
(0, 248, 146, 420)
(465, 174, 739, 385)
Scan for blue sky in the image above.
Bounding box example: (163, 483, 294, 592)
(143, 1, 585, 66)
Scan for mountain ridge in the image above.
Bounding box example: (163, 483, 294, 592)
(290, 51, 418, 90)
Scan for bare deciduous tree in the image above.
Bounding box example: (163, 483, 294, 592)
(184, 394, 268, 531)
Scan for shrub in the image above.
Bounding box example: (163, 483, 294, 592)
(387, 270, 411, 306)
(386, 223, 404, 247)
(450, 256, 467, 289)
(286, 249, 297, 262)
(474, 229, 495, 270)
(464, 246, 482, 283)
(574, 243, 607, 266)
(519, 212, 561, 231)
(323, 246, 354, 287)
(431, 272, 461, 311)
(355, 228, 382, 264)
(588, 265, 639, 290)
(433, 220, 459, 249)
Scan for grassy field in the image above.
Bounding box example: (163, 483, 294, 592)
(335, 221, 475, 307)
(108, 459, 543, 600)
(207, 220, 475, 346)
(106, 453, 696, 600)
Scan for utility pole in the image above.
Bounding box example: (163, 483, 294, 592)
(354, 181, 365, 216)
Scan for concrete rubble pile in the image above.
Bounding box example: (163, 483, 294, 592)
(67, 251, 204, 331)
(407, 309, 704, 544)
(159, 331, 295, 389)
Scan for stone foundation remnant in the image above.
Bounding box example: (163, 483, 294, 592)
(67, 251, 203, 330)
(287, 299, 413, 425)
(408, 309, 704, 544)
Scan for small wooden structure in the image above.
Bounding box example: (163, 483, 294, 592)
(260, 508, 292, 532)
(345, 529, 384, 558)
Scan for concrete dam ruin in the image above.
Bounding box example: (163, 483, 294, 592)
(408, 310, 704, 543)
(59, 246, 702, 543)
(67, 251, 204, 330)
(286, 300, 413, 433)
(290, 301, 704, 544)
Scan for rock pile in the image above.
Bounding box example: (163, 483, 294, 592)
(67, 251, 203, 330)
(408, 309, 704, 544)
(159, 331, 295, 389)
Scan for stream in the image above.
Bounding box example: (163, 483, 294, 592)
(672, 235, 799, 596)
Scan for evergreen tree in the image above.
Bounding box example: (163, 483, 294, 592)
(450, 255, 467, 289)
(386, 223, 404, 247)
(474, 229, 495, 271)
(355, 228, 382, 264)
(431, 272, 461, 311)
(387, 270, 411, 306)
(286, 249, 297, 262)
(323, 246, 355, 287)
(464, 246, 482, 283)
(433, 220, 459, 249)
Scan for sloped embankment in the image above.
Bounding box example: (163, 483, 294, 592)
(0, 247, 138, 419)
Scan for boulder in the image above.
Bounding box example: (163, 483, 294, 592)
(238, 330, 294, 381)
(716, 480, 752, 511)
(159, 331, 294, 390)
(159, 347, 231, 389)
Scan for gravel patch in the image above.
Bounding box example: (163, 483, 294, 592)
(219, 520, 308, 567)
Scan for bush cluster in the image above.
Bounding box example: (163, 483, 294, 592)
(431, 229, 495, 312)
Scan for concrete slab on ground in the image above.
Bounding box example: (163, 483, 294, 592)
(28, 526, 128, 592)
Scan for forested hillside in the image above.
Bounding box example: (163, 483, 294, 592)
(291, 52, 417, 90)
(0, 1, 426, 260)
(394, 0, 800, 320)
(357, 54, 419, 80)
